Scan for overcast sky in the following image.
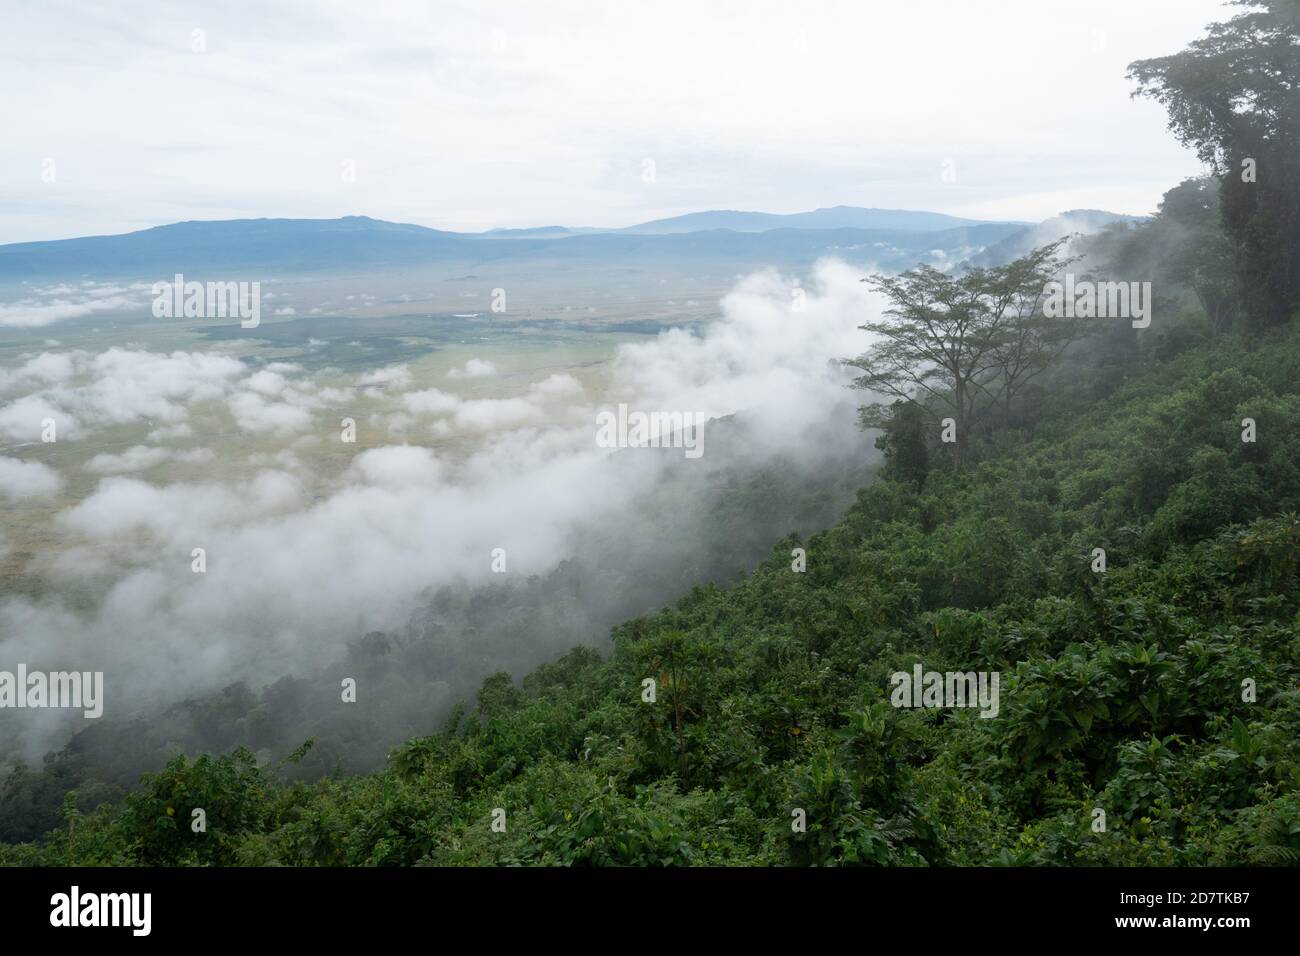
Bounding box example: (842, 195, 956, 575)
(0, 0, 1230, 243)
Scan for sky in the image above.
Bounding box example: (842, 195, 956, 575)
(0, 0, 1231, 244)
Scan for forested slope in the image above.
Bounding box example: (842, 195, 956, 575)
(6, 318, 1299, 866)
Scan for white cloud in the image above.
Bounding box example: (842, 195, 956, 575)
(0, 291, 136, 328)
(63, 470, 299, 534)
(402, 388, 461, 415)
(529, 373, 583, 399)
(0, 350, 247, 441)
(0, 456, 63, 498)
(77, 349, 244, 424)
(86, 446, 173, 474)
(85, 445, 214, 474)
(0, 352, 78, 393)
(447, 358, 498, 379)
(0, 395, 74, 442)
(316, 386, 353, 403)
(246, 369, 295, 397)
(347, 445, 442, 488)
(452, 397, 542, 430)
(228, 391, 314, 433)
(357, 365, 412, 389)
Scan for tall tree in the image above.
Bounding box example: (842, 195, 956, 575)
(872, 399, 931, 486)
(849, 241, 1075, 468)
(1128, 0, 1300, 328)
(1155, 177, 1239, 333)
(972, 239, 1083, 424)
(850, 263, 988, 469)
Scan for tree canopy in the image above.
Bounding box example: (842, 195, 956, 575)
(1128, 0, 1300, 327)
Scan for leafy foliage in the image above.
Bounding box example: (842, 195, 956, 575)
(4, 314, 1300, 867)
(1128, 0, 1300, 327)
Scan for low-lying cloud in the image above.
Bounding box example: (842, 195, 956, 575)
(0, 456, 64, 498)
(0, 282, 143, 328)
(0, 259, 884, 762)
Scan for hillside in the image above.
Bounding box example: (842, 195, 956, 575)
(6, 317, 1298, 867)
(968, 210, 1148, 267)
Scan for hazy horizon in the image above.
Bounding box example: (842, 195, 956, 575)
(1, 204, 1033, 247)
(2, 0, 1227, 244)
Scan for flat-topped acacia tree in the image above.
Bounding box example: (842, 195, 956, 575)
(848, 239, 1078, 469)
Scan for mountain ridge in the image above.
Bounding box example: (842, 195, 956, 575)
(0, 207, 1128, 280)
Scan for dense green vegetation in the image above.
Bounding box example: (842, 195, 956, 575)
(1129, 0, 1300, 329)
(3, 310, 1298, 865)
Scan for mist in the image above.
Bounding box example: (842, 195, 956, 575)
(0, 259, 883, 783)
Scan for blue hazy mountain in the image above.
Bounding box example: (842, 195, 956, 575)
(614, 206, 1011, 235)
(0, 216, 467, 277)
(0, 208, 1044, 280)
(484, 206, 1009, 238)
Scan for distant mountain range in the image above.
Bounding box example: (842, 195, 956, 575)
(0, 206, 1137, 281)
(486, 206, 1014, 237)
